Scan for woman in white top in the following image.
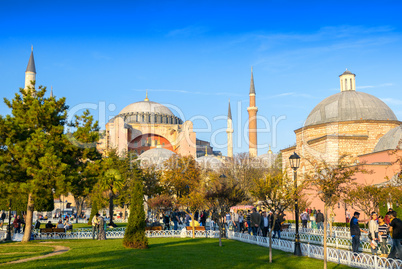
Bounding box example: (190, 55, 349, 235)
(368, 212, 379, 255)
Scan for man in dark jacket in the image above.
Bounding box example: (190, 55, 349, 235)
(350, 211, 368, 253)
(316, 210, 324, 230)
(388, 211, 402, 259)
(250, 208, 261, 236)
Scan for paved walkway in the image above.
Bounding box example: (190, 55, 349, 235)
(0, 242, 70, 266)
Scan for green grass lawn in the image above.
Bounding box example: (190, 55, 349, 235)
(1, 238, 352, 269)
(0, 244, 53, 264)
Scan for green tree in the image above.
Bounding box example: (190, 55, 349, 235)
(123, 179, 148, 249)
(64, 109, 102, 223)
(0, 86, 68, 242)
(305, 156, 364, 269)
(205, 172, 246, 246)
(98, 150, 134, 225)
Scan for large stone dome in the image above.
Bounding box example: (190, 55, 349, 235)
(304, 91, 397, 127)
(119, 100, 174, 116)
(373, 125, 402, 153)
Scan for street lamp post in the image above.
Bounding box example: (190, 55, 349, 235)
(289, 152, 302, 256)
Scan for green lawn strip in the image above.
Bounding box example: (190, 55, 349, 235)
(4, 238, 352, 269)
(0, 244, 53, 264)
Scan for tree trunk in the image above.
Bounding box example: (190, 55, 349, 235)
(191, 212, 195, 239)
(108, 191, 114, 225)
(74, 196, 84, 224)
(269, 214, 276, 263)
(22, 193, 34, 243)
(123, 204, 127, 221)
(218, 219, 222, 247)
(323, 205, 328, 269)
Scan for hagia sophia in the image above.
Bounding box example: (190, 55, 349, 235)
(21, 49, 402, 221)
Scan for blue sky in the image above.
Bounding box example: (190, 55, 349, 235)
(1, 0, 402, 156)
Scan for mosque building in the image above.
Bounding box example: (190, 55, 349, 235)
(101, 91, 197, 158)
(281, 70, 402, 221)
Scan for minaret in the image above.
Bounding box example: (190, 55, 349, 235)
(247, 67, 258, 157)
(25, 46, 36, 91)
(339, 69, 356, 92)
(50, 86, 53, 98)
(226, 99, 234, 158)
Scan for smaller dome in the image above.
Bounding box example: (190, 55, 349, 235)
(138, 148, 176, 168)
(373, 125, 402, 153)
(196, 155, 223, 170)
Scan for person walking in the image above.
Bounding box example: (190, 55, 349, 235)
(272, 214, 281, 239)
(250, 208, 261, 236)
(97, 215, 107, 240)
(378, 215, 389, 257)
(172, 209, 181, 230)
(92, 213, 99, 240)
(368, 212, 379, 255)
(238, 211, 244, 233)
(261, 211, 269, 237)
(246, 210, 252, 234)
(301, 212, 309, 229)
(388, 211, 402, 260)
(13, 215, 21, 234)
(163, 211, 170, 230)
(350, 211, 368, 254)
(316, 210, 324, 230)
(0, 211, 6, 230)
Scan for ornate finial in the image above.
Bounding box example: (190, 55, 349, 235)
(205, 145, 208, 156)
(268, 145, 272, 154)
(31, 45, 33, 51)
(144, 89, 149, 101)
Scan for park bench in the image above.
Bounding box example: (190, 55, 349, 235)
(40, 228, 66, 238)
(186, 226, 205, 231)
(145, 226, 163, 231)
(281, 223, 291, 231)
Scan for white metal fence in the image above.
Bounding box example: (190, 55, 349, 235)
(228, 231, 402, 269)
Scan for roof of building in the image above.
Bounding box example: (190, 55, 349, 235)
(340, 69, 355, 76)
(119, 100, 175, 116)
(373, 125, 402, 153)
(138, 148, 177, 167)
(26, 50, 36, 73)
(304, 91, 397, 127)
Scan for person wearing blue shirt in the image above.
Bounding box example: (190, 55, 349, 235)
(350, 211, 368, 254)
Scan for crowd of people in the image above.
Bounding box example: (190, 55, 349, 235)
(350, 208, 401, 260)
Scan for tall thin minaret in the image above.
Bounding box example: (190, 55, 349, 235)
(25, 46, 36, 91)
(247, 67, 258, 157)
(226, 99, 234, 158)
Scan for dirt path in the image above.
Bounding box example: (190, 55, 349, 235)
(1, 244, 70, 265)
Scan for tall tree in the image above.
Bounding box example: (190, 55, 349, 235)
(205, 172, 247, 246)
(305, 156, 363, 269)
(123, 179, 148, 249)
(98, 150, 133, 225)
(0, 86, 68, 242)
(65, 109, 102, 223)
